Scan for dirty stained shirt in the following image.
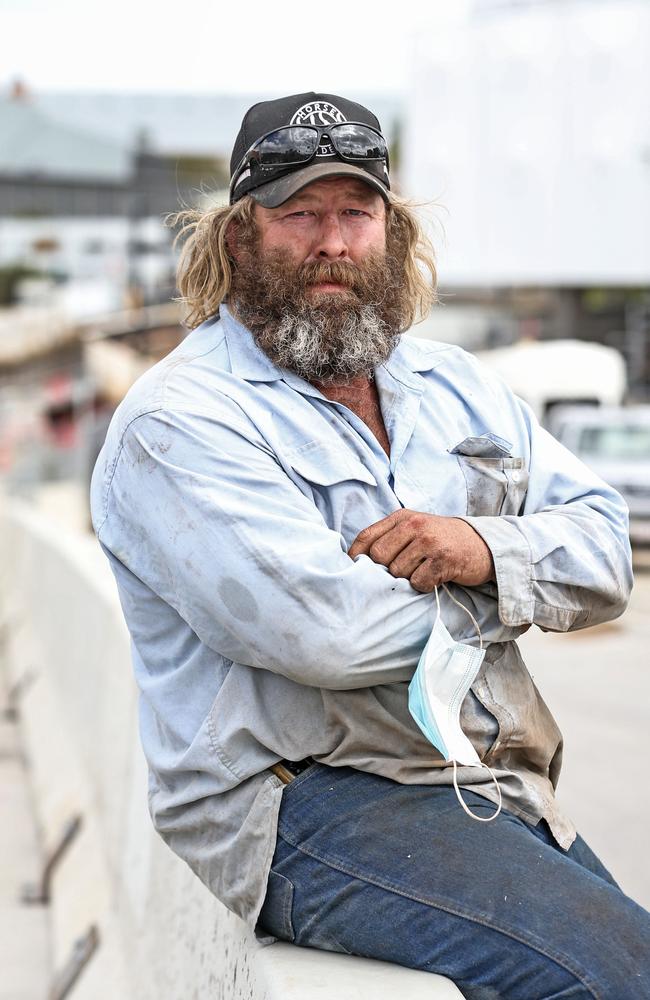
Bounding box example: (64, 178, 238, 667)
(90, 305, 632, 928)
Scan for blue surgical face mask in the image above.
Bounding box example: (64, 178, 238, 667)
(408, 585, 502, 823)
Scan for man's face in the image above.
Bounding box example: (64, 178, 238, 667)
(254, 177, 387, 298)
(229, 177, 408, 383)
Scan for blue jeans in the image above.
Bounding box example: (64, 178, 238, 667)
(257, 764, 650, 1000)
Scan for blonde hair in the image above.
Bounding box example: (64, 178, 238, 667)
(169, 192, 438, 330)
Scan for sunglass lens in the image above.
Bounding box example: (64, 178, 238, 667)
(256, 127, 318, 165)
(331, 124, 387, 161)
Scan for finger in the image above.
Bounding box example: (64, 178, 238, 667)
(387, 540, 431, 579)
(348, 509, 408, 559)
(410, 558, 448, 593)
(367, 521, 422, 567)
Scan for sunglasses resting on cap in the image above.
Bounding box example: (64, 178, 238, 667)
(229, 92, 391, 208)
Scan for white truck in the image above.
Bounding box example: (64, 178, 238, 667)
(475, 339, 627, 426)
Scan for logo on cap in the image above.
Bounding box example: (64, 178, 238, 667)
(290, 101, 347, 157)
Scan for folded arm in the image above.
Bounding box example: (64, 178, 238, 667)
(97, 403, 444, 691)
(348, 369, 632, 633)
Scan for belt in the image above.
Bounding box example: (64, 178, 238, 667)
(271, 756, 315, 785)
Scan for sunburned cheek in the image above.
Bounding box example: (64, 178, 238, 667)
(260, 232, 310, 260)
(347, 227, 386, 257)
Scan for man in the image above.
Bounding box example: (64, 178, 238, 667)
(90, 93, 650, 998)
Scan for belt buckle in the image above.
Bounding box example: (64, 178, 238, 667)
(271, 757, 315, 785)
(271, 762, 296, 785)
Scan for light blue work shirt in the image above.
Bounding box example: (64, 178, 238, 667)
(90, 304, 632, 927)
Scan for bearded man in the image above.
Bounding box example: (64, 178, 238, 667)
(90, 93, 650, 999)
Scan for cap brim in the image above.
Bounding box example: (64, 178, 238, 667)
(249, 161, 390, 208)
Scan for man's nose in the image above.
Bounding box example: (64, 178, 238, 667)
(311, 214, 348, 259)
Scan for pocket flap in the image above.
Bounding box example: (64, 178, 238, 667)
(450, 432, 514, 458)
(288, 443, 377, 487)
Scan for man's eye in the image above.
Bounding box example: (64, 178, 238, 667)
(345, 209, 367, 217)
(288, 210, 313, 218)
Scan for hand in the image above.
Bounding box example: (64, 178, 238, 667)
(348, 510, 495, 593)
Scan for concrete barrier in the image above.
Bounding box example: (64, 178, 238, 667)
(0, 496, 462, 999)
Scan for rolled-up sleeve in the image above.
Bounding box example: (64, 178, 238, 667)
(461, 391, 633, 632)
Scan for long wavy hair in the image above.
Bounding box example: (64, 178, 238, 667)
(169, 193, 438, 331)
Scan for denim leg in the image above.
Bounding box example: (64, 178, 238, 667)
(257, 765, 650, 1000)
(528, 818, 621, 889)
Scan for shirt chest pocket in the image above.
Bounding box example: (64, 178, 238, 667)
(286, 443, 379, 539)
(451, 435, 529, 517)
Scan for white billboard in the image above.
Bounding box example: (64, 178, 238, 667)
(403, 0, 650, 286)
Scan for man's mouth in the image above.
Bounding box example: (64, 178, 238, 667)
(309, 281, 348, 293)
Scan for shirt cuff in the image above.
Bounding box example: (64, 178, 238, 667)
(457, 515, 534, 627)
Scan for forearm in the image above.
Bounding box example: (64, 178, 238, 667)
(97, 410, 440, 690)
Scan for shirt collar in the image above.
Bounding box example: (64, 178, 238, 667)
(381, 334, 446, 391)
(220, 302, 445, 388)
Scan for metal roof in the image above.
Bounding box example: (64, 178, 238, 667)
(0, 97, 131, 180)
(35, 92, 402, 157)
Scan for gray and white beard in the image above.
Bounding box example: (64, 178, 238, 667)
(263, 304, 400, 383)
(229, 240, 407, 383)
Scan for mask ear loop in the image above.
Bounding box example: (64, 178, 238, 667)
(452, 759, 502, 822)
(441, 584, 502, 823)
(434, 583, 441, 621)
(442, 583, 483, 652)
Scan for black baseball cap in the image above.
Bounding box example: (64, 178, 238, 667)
(229, 91, 391, 207)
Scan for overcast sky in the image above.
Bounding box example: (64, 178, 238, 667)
(1, 0, 469, 95)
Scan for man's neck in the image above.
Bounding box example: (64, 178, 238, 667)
(313, 377, 391, 457)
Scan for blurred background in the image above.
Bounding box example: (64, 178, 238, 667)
(1, 0, 649, 995)
(1, 0, 649, 517)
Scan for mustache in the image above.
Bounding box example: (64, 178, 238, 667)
(298, 259, 361, 290)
